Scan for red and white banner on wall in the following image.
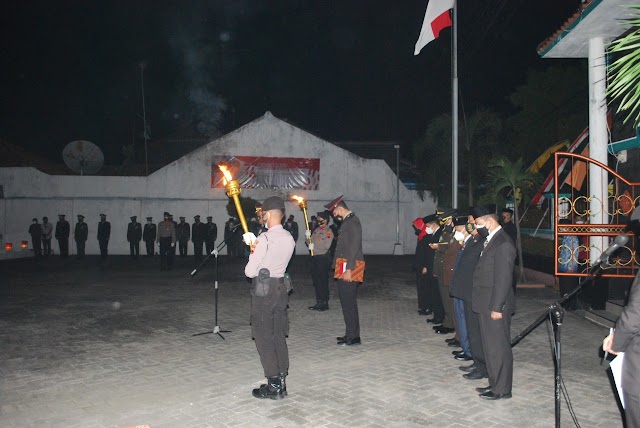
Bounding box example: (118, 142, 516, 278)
(211, 156, 320, 190)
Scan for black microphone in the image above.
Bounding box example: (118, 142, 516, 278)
(593, 234, 629, 266)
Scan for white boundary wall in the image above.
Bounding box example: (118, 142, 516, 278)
(0, 113, 436, 255)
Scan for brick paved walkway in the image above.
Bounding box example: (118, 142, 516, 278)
(0, 255, 624, 427)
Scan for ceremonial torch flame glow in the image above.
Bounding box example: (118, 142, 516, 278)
(292, 195, 313, 256)
(218, 165, 249, 234)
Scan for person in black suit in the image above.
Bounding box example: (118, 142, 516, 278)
(127, 216, 142, 260)
(424, 215, 445, 326)
(472, 207, 516, 400)
(97, 214, 111, 262)
(326, 195, 364, 346)
(603, 269, 640, 427)
(413, 217, 432, 316)
(143, 217, 156, 256)
(449, 216, 487, 379)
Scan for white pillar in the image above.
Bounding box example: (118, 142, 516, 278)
(588, 37, 608, 262)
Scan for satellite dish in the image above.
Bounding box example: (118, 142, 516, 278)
(62, 140, 104, 175)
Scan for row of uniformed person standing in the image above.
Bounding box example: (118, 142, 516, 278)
(413, 206, 516, 400)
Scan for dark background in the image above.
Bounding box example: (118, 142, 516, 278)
(0, 0, 582, 166)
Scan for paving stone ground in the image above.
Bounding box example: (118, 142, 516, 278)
(0, 255, 625, 428)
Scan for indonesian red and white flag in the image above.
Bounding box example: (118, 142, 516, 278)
(414, 0, 455, 55)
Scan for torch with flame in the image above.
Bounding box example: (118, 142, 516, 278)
(218, 165, 249, 235)
(292, 195, 313, 256)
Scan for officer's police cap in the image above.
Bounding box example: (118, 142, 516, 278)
(437, 208, 457, 220)
(179, 216, 185, 219)
(163, 212, 170, 217)
(100, 213, 106, 217)
(324, 195, 344, 211)
(207, 216, 213, 220)
(501, 208, 514, 215)
(130, 215, 137, 219)
(58, 214, 65, 217)
(194, 215, 200, 219)
(32, 217, 37, 221)
(77, 214, 84, 219)
(146, 217, 153, 220)
(262, 196, 285, 211)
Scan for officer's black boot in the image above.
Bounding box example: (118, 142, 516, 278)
(280, 373, 288, 396)
(252, 376, 284, 400)
(308, 302, 320, 310)
(316, 301, 329, 311)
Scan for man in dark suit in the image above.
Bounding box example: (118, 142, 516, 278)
(74, 215, 88, 259)
(176, 216, 191, 257)
(472, 207, 516, 400)
(412, 217, 432, 316)
(127, 216, 142, 260)
(143, 217, 156, 256)
(424, 215, 445, 326)
(326, 195, 364, 346)
(603, 269, 640, 427)
(97, 214, 111, 262)
(55, 214, 70, 257)
(449, 216, 487, 378)
(192, 215, 206, 263)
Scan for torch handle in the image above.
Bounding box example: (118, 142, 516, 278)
(231, 195, 249, 234)
(301, 207, 314, 256)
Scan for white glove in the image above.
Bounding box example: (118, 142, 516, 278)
(305, 230, 311, 239)
(243, 232, 257, 246)
(171, 243, 175, 247)
(308, 243, 314, 251)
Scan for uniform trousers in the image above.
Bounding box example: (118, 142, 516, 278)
(31, 237, 42, 257)
(464, 301, 487, 375)
(129, 242, 140, 259)
(337, 280, 360, 339)
(42, 239, 51, 257)
(311, 253, 331, 303)
(98, 239, 109, 260)
(58, 238, 69, 257)
(145, 240, 154, 256)
(193, 241, 204, 263)
(430, 276, 445, 321)
(453, 298, 470, 355)
(76, 240, 86, 258)
(251, 281, 289, 377)
(478, 310, 513, 395)
(179, 240, 188, 256)
(438, 280, 455, 329)
(159, 237, 173, 269)
(416, 272, 430, 310)
(206, 241, 215, 257)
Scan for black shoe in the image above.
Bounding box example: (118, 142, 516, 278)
(452, 350, 462, 355)
(427, 318, 443, 324)
(444, 337, 457, 344)
(337, 337, 361, 346)
(279, 373, 288, 397)
(475, 386, 492, 394)
(435, 327, 455, 335)
(454, 353, 473, 361)
(315, 302, 329, 311)
(418, 309, 433, 316)
(459, 364, 476, 372)
(479, 391, 511, 400)
(308, 303, 320, 310)
(336, 335, 347, 341)
(252, 377, 285, 400)
(463, 370, 488, 380)
(447, 340, 461, 347)
(432, 325, 443, 330)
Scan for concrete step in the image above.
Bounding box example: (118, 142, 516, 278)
(584, 309, 618, 329)
(606, 299, 625, 317)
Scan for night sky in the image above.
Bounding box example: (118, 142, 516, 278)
(1, 0, 582, 165)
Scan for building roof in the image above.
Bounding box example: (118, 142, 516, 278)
(537, 0, 630, 58)
(0, 139, 67, 174)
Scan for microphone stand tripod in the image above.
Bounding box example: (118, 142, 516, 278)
(191, 225, 242, 340)
(511, 262, 605, 428)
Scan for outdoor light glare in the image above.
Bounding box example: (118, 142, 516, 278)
(5, 242, 12, 251)
(21, 240, 28, 249)
(291, 195, 313, 256)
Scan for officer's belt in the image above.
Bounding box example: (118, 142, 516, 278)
(268, 277, 286, 285)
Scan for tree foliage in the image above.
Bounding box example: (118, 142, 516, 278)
(608, 4, 640, 128)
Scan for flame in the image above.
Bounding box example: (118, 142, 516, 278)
(218, 165, 233, 185)
(291, 195, 304, 204)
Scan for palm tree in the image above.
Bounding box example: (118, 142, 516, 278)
(414, 108, 502, 206)
(485, 156, 541, 283)
(608, 4, 640, 127)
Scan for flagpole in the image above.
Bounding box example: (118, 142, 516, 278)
(451, 0, 458, 209)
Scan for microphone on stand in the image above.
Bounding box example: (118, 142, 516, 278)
(592, 234, 629, 268)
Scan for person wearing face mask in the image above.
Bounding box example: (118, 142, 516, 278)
(143, 217, 156, 256)
(308, 210, 334, 311)
(324, 195, 365, 346)
(471, 206, 516, 400)
(424, 215, 445, 326)
(413, 217, 432, 316)
(242, 196, 295, 400)
(431, 208, 458, 335)
(449, 216, 486, 371)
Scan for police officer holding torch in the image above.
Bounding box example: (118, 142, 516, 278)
(243, 196, 295, 400)
(308, 210, 334, 311)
